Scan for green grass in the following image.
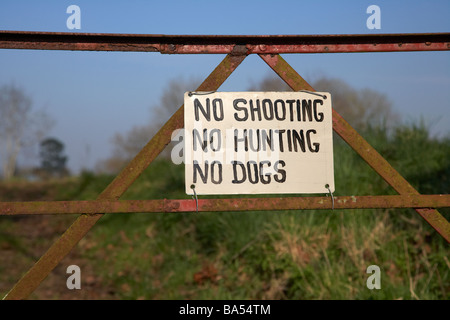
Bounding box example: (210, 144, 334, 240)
(64, 124, 450, 299)
(1, 123, 449, 300)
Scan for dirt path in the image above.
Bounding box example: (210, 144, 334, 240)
(0, 181, 116, 300)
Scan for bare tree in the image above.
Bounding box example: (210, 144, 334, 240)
(97, 77, 199, 174)
(99, 73, 398, 174)
(249, 74, 399, 131)
(313, 78, 398, 131)
(0, 83, 53, 180)
(247, 76, 292, 92)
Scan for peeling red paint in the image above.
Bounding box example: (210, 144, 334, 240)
(1, 31, 449, 54)
(2, 31, 449, 300)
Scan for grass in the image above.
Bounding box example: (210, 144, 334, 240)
(79, 204, 448, 300)
(0, 123, 449, 300)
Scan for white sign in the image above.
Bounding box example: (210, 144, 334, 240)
(184, 91, 334, 195)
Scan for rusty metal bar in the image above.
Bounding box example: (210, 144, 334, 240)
(0, 194, 449, 215)
(3, 53, 247, 300)
(1, 31, 449, 53)
(2, 31, 449, 300)
(259, 53, 450, 242)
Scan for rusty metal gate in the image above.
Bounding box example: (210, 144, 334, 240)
(1, 31, 449, 300)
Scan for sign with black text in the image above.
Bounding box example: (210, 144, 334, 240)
(184, 92, 334, 195)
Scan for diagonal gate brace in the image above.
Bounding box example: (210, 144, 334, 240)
(3, 53, 247, 300)
(1, 33, 449, 300)
(258, 53, 450, 242)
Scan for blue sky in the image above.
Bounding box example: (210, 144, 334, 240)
(0, 0, 449, 173)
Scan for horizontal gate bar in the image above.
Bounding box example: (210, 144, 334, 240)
(1, 194, 449, 215)
(1, 31, 449, 54)
(3, 53, 246, 300)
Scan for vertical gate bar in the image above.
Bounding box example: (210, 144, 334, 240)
(4, 53, 247, 300)
(259, 53, 450, 242)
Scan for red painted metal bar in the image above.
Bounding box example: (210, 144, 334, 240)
(2, 31, 449, 300)
(3, 53, 247, 300)
(1, 31, 449, 53)
(0, 194, 449, 215)
(259, 53, 450, 242)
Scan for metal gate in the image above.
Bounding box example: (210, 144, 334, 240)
(1, 31, 449, 299)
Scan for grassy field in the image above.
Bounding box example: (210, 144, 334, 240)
(0, 123, 449, 300)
